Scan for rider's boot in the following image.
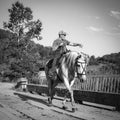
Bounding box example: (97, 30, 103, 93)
(50, 67, 57, 80)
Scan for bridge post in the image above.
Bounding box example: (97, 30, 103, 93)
(116, 95, 120, 111)
(20, 77, 28, 92)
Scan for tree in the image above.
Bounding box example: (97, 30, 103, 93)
(1, 1, 43, 81)
(89, 55, 98, 65)
(3, 1, 42, 47)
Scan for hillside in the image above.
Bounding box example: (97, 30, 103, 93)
(88, 53, 120, 75)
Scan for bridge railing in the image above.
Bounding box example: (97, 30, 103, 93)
(36, 74, 120, 94)
(73, 75, 120, 94)
(28, 74, 120, 110)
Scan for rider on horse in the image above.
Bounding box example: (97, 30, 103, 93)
(50, 30, 83, 77)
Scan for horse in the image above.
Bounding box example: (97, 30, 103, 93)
(45, 51, 89, 111)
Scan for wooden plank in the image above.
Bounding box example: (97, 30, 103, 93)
(110, 78, 114, 93)
(116, 79, 120, 93)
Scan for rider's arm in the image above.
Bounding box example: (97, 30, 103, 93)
(69, 42, 83, 48)
(61, 39, 83, 48)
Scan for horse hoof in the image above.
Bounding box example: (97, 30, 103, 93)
(48, 98, 50, 101)
(48, 103, 53, 107)
(75, 108, 78, 111)
(72, 108, 76, 112)
(62, 106, 68, 110)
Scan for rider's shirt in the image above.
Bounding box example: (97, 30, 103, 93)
(52, 38, 70, 55)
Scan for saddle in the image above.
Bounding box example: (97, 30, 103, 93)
(47, 58, 59, 80)
(55, 50, 70, 68)
(47, 51, 70, 79)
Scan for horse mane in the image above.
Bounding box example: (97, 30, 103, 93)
(62, 51, 79, 70)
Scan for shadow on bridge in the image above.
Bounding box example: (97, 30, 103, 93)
(14, 92, 75, 113)
(14, 92, 49, 106)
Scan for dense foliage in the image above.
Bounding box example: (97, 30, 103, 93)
(0, 1, 50, 82)
(88, 53, 120, 74)
(0, 29, 53, 82)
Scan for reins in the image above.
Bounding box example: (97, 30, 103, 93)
(75, 54, 88, 76)
(76, 61, 87, 75)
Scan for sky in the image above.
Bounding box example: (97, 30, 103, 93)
(0, 0, 120, 57)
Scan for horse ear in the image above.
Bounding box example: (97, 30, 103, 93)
(76, 55, 81, 62)
(77, 55, 81, 59)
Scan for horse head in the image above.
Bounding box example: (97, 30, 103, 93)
(75, 52, 89, 82)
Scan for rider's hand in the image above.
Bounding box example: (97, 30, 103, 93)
(78, 44, 83, 48)
(60, 42, 64, 46)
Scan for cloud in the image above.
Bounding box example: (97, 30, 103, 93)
(105, 31, 120, 37)
(102, 27, 120, 37)
(110, 10, 120, 20)
(95, 16, 100, 19)
(105, 29, 120, 36)
(87, 26, 103, 32)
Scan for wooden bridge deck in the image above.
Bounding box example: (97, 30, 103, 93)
(27, 84, 120, 111)
(15, 91, 120, 120)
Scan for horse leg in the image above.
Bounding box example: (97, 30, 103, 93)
(50, 80, 57, 99)
(64, 78, 76, 112)
(62, 77, 74, 110)
(63, 87, 75, 111)
(70, 79, 75, 106)
(47, 78, 53, 106)
(65, 88, 76, 112)
(70, 89, 76, 112)
(48, 89, 52, 105)
(62, 90, 70, 110)
(70, 80, 77, 112)
(48, 78, 58, 106)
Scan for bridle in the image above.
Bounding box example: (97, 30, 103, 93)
(75, 55, 88, 76)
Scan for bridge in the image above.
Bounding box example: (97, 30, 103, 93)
(24, 74, 120, 111)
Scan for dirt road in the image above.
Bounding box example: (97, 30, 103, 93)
(0, 82, 120, 120)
